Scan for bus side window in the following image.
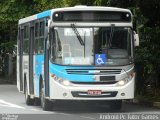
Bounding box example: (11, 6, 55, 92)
(39, 21, 45, 54)
(23, 25, 29, 55)
(34, 22, 39, 54)
(34, 20, 45, 54)
(35, 20, 45, 54)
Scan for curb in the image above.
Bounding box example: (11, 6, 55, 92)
(153, 102, 160, 108)
(125, 99, 160, 109)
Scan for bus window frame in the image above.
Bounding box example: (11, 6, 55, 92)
(21, 24, 29, 55)
(34, 19, 45, 55)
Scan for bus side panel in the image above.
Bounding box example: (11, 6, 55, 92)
(23, 55, 29, 93)
(17, 28, 24, 92)
(34, 54, 44, 97)
(17, 55, 20, 91)
(17, 29, 20, 92)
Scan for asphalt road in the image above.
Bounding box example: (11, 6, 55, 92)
(0, 85, 160, 120)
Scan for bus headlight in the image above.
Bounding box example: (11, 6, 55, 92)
(61, 80, 72, 86)
(117, 79, 128, 86)
(117, 72, 135, 86)
(51, 74, 72, 86)
(58, 79, 73, 86)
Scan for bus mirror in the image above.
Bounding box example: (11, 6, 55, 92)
(134, 31, 139, 47)
(48, 19, 51, 27)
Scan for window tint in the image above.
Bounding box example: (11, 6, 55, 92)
(23, 25, 29, 54)
(34, 20, 45, 54)
(40, 21, 44, 36)
(35, 23, 39, 37)
(24, 26, 29, 39)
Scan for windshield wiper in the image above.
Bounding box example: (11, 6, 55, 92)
(71, 24, 84, 46)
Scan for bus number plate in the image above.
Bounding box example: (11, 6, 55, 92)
(88, 90, 102, 96)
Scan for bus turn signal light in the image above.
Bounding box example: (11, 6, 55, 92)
(51, 74, 55, 78)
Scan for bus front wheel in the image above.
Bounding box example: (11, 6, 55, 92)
(40, 86, 53, 111)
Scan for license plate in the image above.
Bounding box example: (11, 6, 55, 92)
(88, 90, 102, 96)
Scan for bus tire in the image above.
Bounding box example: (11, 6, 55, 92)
(40, 86, 53, 111)
(25, 81, 34, 105)
(109, 100, 122, 110)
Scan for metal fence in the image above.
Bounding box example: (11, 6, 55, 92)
(0, 53, 16, 84)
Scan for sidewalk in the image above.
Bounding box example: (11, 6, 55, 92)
(125, 99, 160, 109)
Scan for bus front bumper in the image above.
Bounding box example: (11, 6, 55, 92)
(49, 77, 135, 100)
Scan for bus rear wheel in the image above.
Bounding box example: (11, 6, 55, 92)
(109, 100, 122, 110)
(25, 81, 34, 105)
(40, 86, 53, 111)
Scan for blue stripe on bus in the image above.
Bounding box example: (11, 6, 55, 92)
(34, 54, 44, 97)
(37, 10, 51, 19)
(49, 62, 94, 82)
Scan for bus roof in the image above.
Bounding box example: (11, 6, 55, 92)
(18, 6, 132, 25)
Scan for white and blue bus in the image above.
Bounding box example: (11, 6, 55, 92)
(17, 6, 139, 111)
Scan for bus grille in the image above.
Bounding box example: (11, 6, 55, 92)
(65, 69, 122, 75)
(71, 81, 117, 85)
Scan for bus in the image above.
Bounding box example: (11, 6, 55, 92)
(17, 6, 139, 111)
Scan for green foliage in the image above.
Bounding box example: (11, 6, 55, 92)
(93, 0, 136, 7)
(134, 0, 160, 97)
(135, 27, 160, 62)
(32, 0, 63, 12)
(0, 41, 16, 53)
(0, 0, 34, 23)
(64, 0, 136, 7)
(138, 0, 160, 26)
(64, 0, 95, 6)
(0, 0, 64, 24)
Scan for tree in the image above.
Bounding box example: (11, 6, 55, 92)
(138, 0, 160, 27)
(135, 0, 160, 96)
(64, 0, 95, 6)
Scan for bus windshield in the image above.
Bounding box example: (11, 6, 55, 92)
(51, 27, 133, 66)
